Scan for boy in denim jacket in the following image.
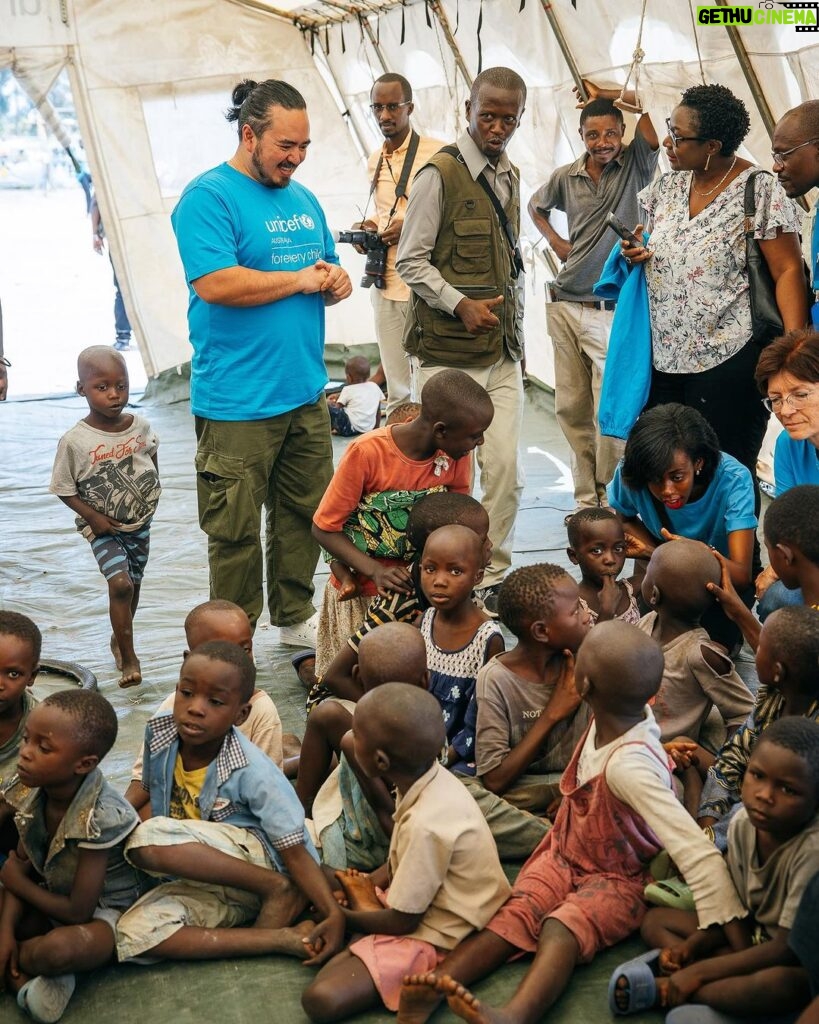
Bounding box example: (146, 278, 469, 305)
(115, 640, 343, 965)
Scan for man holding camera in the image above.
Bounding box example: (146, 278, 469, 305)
(352, 74, 440, 416)
(396, 67, 526, 611)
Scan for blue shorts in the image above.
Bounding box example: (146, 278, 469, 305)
(90, 523, 151, 583)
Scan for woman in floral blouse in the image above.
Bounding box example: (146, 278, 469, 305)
(623, 84, 808, 486)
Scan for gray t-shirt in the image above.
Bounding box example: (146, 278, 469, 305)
(50, 414, 161, 539)
(475, 655, 591, 777)
(530, 130, 658, 300)
(729, 807, 819, 934)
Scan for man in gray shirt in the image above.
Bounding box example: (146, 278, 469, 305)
(397, 67, 526, 612)
(529, 81, 658, 514)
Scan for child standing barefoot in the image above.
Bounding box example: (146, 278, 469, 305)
(418, 525, 504, 774)
(301, 683, 511, 1022)
(49, 346, 160, 687)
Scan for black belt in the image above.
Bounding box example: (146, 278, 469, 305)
(550, 288, 615, 312)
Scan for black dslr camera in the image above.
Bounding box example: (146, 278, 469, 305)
(335, 229, 389, 290)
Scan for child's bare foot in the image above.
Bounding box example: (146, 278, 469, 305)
(612, 972, 665, 1013)
(254, 879, 307, 929)
(110, 634, 123, 670)
(337, 579, 362, 602)
(118, 658, 142, 688)
(438, 976, 511, 1024)
(334, 868, 382, 912)
(397, 973, 443, 1024)
(268, 919, 316, 959)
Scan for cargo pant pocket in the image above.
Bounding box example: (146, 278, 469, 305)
(194, 452, 258, 544)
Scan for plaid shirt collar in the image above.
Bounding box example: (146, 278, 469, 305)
(148, 714, 248, 786)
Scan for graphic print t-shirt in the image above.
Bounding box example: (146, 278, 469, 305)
(50, 414, 161, 538)
(169, 754, 207, 820)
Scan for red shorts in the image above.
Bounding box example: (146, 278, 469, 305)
(486, 850, 648, 962)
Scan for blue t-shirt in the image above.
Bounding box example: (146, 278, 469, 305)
(774, 430, 819, 496)
(608, 452, 757, 555)
(171, 163, 338, 420)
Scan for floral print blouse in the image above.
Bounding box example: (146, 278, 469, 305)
(639, 168, 800, 373)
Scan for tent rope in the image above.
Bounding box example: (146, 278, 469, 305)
(616, 0, 647, 114)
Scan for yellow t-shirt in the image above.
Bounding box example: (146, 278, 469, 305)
(169, 754, 207, 820)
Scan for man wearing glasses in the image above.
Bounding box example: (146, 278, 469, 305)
(771, 100, 819, 328)
(528, 80, 658, 519)
(352, 74, 440, 415)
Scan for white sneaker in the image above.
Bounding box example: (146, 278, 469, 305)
(18, 974, 76, 1023)
(277, 610, 319, 648)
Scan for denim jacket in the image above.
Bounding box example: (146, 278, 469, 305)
(141, 713, 317, 872)
(4, 767, 150, 910)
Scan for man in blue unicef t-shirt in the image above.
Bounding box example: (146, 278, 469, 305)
(171, 79, 352, 641)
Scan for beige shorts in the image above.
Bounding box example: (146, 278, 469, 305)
(116, 817, 273, 962)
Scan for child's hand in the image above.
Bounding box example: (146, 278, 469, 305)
(86, 510, 124, 537)
(706, 550, 745, 622)
(664, 963, 706, 1007)
(659, 945, 691, 975)
(547, 651, 582, 722)
(0, 929, 20, 989)
(755, 564, 778, 600)
(302, 907, 346, 966)
(664, 740, 699, 770)
(598, 574, 620, 619)
(623, 531, 655, 560)
(0, 849, 32, 895)
(371, 563, 412, 597)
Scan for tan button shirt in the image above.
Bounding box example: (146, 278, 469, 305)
(366, 133, 442, 301)
(386, 761, 511, 949)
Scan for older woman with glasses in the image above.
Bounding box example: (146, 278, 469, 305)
(754, 329, 819, 615)
(622, 84, 809, 489)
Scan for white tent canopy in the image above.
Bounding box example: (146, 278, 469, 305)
(3, 0, 818, 390)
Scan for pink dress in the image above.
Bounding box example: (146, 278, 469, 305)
(487, 725, 671, 962)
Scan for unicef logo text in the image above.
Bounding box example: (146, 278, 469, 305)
(265, 213, 315, 232)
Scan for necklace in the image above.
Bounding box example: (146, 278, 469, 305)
(690, 156, 738, 197)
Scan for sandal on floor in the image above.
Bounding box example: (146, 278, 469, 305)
(608, 948, 661, 1016)
(644, 876, 695, 912)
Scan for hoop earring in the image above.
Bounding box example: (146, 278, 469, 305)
(704, 153, 711, 173)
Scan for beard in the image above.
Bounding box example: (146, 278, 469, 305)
(251, 147, 292, 189)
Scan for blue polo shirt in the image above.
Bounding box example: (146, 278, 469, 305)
(608, 452, 757, 554)
(172, 163, 338, 420)
(774, 430, 819, 496)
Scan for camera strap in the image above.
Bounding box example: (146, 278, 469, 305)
(368, 130, 421, 220)
(439, 145, 524, 279)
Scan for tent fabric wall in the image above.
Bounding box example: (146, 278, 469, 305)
(3, 0, 819, 389)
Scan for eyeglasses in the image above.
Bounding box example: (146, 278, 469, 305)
(762, 389, 819, 413)
(664, 118, 706, 147)
(370, 102, 411, 115)
(770, 139, 818, 167)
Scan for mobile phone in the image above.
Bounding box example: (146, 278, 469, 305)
(605, 211, 642, 247)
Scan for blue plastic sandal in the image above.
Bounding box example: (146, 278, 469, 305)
(608, 948, 661, 1016)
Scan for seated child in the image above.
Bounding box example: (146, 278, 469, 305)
(709, 485, 819, 655)
(307, 621, 428, 869)
(396, 620, 747, 1024)
(612, 717, 819, 1021)
(301, 683, 512, 1022)
(0, 611, 40, 855)
(418, 524, 504, 774)
(326, 400, 424, 605)
(311, 369, 493, 677)
(312, 491, 491, 707)
(49, 345, 161, 688)
(0, 690, 151, 1023)
(566, 508, 641, 624)
(638, 540, 754, 750)
(326, 355, 384, 437)
(125, 599, 288, 815)
(698, 606, 819, 851)
(475, 564, 591, 813)
(114, 641, 344, 965)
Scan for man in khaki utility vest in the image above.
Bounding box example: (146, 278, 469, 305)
(396, 67, 526, 613)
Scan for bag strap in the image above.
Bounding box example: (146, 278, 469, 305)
(743, 169, 771, 235)
(368, 130, 421, 220)
(437, 145, 524, 278)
